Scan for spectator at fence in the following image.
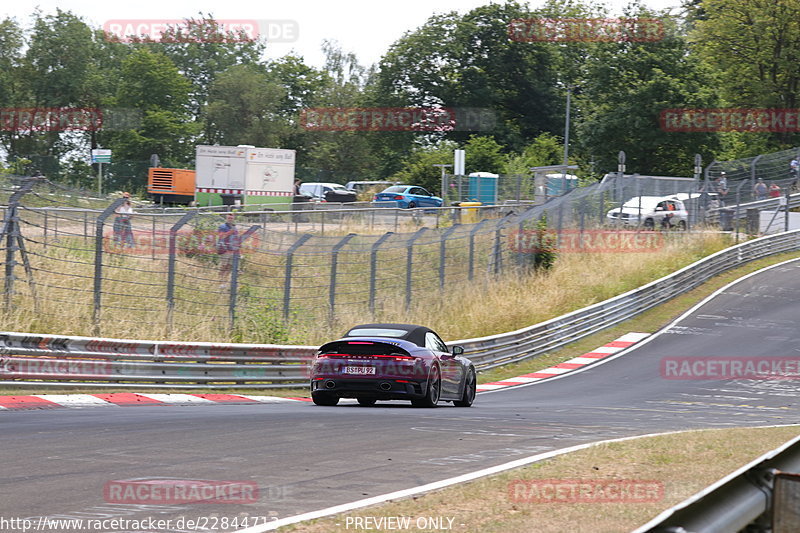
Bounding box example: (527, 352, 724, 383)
(754, 179, 768, 200)
(217, 213, 240, 286)
(769, 183, 782, 198)
(715, 174, 729, 205)
(113, 192, 134, 248)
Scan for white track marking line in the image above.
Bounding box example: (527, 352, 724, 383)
(233, 423, 800, 533)
(136, 393, 216, 404)
(33, 394, 118, 407)
(617, 332, 650, 343)
(235, 395, 306, 403)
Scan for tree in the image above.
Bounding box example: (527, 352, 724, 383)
(574, 10, 720, 176)
(692, 0, 800, 146)
(205, 64, 288, 146)
(109, 48, 199, 164)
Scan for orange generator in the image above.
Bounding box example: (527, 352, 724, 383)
(147, 168, 196, 205)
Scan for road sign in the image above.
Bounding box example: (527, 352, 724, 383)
(92, 149, 112, 164)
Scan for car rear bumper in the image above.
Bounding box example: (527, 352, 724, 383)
(311, 377, 427, 400)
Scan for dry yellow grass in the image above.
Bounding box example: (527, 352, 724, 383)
(1, 232, 730, 345)
(285, 425, 800, 533)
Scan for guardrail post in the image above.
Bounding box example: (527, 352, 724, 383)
(369, 232, 394, 315)
(93, 198, 126, 335)
(439, 224, 460, 289)
(468, 220, 487, 281)
(166, 211, 198, 332)
(283, 233, 313, 320)
(229, 225, 261, 330)
(405, 228, 429, 310)
(329, 233, 356, 321)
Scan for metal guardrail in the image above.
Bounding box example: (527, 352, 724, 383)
(633, 434, 800, 533)
(1, 229, 800, 388)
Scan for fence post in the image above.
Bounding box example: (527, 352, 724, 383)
(93, 198, 126, 334)
(4, 179, 39, 314)
(439, 225, 460, 289)
(43, 210, 48, 249)
(329, 233, 356, 321)
(283, 233, 313, 320)
(369, 232, 394, 315)
(492, 214, 514, 275)
(229, 225, 261, 330)
(166, 211, 197, 332)
(405, 228, 429, 311)
(468, 220, 487, 281)
(750, 154, 762, 195)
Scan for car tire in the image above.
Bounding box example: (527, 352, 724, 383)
(412, 366, 440, 408)
(643, 218, 655, 229)
(357, 397, 377, 407)
(407, 201, 416, 209)
(677, 220, 687, 230)
(453, 368, 476, 407)
(312, 392, 339, 406)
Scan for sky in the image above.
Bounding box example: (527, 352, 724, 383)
(6, 0, 684, 68)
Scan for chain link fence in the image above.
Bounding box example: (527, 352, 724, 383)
(2, 147, 798, 340)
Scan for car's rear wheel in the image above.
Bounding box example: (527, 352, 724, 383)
(312, 392, 339, 406)
(412, 367, 440, 408)
(453, 368, 476, 407)
(643, 218, 655, 229)
(407, 201, 416, 209)
(357, 397, 377, 407)
(677, 220, 687, 230)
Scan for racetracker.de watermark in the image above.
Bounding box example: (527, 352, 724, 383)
(103, 229, 259, 255)
(508, 18, 664, 42)
(0, 107, 141, 132)
(103, 478, 259, 504)
(661, 357, 800, 380)
(509, 479, 664, 503)
(508, 229, 665, 254)
(660, 108, 800, 132)
(103, 19, 298, 43)
(299, 107, 496, 132)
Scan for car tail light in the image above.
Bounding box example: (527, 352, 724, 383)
(347, 341, 373, 345)
(393, 195, 404, 200)
(374, 195, 379, 200)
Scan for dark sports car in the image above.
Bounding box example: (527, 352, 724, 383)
(310, 323, 476, 408)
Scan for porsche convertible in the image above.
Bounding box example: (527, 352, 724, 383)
(309, 323, 476, 408)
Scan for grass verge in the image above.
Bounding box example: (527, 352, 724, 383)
(283, 425, 800, 533)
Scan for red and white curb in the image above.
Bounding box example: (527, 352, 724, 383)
(476, 332, 650, 392)
(0, 393, 311, 411)
(0, 333, 649, 409)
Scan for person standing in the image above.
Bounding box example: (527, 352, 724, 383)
(217, 213, 240, 286)
(754, 179, 768, 200)
(113, 192, 135, 248)
(769, 183, 782, 198)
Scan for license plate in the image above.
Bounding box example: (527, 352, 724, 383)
(343, 366, 375, 375)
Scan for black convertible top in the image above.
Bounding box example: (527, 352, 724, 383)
(342, 323, 434, 348)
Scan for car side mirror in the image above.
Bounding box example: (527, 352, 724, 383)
(451, 345, 464, 356)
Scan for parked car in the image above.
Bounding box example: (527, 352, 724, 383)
(310, 323, 476, 408)
(606, 195, 689, 230)
(373, 185, 443, 208)
(299, 182, 357, 203)
(345, 180, 399, 192)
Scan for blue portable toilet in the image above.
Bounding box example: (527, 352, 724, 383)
(467, 172, 499, 204)
(545, 173, 579, 196)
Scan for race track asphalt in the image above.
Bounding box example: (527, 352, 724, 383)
(3, 260, 800, 532)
